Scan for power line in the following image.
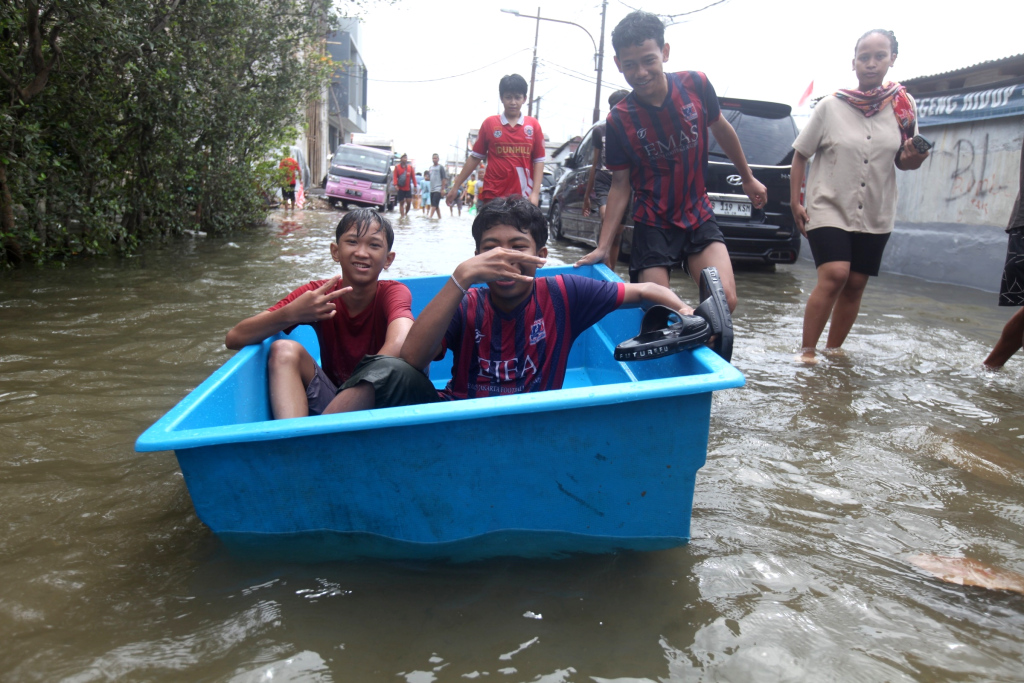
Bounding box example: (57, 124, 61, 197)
(538, 58, 628, 90)
(367, 49, 530, 83)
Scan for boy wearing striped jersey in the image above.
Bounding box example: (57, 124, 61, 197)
(576, 11, 767, 313)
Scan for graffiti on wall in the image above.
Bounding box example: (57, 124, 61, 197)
(897, 118, 1021, 226)
(946, 133, 1010, 214)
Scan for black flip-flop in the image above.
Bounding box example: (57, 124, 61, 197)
(614, 266, 734, 363)
(695, 266, 733, 363)
(614, 306, 711, 361)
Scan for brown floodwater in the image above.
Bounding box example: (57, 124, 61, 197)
(1, 207, 1022, 681)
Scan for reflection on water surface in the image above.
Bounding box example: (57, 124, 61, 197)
(1, 208, 1022, 681)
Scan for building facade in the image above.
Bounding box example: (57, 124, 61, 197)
(885, 54, 1024, 292)
(297, 17, 368, 187)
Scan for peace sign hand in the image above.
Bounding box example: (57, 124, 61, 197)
(286, 275, 351, 323)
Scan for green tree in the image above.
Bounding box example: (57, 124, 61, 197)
(0, 0, 335, 265)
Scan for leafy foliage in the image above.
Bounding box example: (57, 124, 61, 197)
(0, 0, 335, 265)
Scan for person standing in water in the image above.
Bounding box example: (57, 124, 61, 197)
(790, 29, 929, 362)
(983, 134, 1024, 369)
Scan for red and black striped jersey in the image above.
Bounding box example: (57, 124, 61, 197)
(606, 71, 722, 230)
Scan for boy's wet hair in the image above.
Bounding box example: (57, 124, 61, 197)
(608, 89, 630, 108)
(611, 11, 665, 53)
(335, 208, 395, 250)
(855, 29, 898, 56)
(498, 74, 529, 98)
(472, 196, 547, 250)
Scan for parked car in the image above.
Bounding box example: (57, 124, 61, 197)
(547, 98, 801, 265)
(538, 169, 556, 213)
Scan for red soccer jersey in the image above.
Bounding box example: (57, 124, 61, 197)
(605, 71, 722, 230)
(470, 114, 546, 201)
(280, 157, 300, 185)
(268, 279, 414, 386)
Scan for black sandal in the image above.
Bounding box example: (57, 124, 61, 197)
(614, 267, 733, 363)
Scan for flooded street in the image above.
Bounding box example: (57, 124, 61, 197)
(1, 206, 1023, 681)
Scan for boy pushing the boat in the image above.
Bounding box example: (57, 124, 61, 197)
(225, 208, 414, 418)
(575, 10, 767, 312)
(327, 196, 698, 411)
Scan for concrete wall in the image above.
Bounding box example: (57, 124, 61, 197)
(801, 116, 1023, 293)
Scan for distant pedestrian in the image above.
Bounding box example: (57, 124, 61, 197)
(446, 74, 546, 209)
(983, 134, 1024, 369)
(581, 89, 631, 266)
(789, 29, 928, 362)
(393, 154, 418, 218)
(451, 181, 465, 216)
(280, 156, 301, 211)
(428, 153, 448, 219)
(465, 175, 477, 207)
(420, 171, 430, 215)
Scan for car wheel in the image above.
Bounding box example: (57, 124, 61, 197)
(341, 202, 350, 211)
(549, 202, 563, 240)
(327, 198, 338, 208)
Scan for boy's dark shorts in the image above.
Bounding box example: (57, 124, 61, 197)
(998, 227, 1024, 306)
(807, 226, 890, 277)
(591, 171, 612, 208)
(306, 363, 339, 416)
(339, 355, 441, 408)
(629, 219, 725, 280)
(430, 191, 442, 208)
(282, 184, 296, 201)
(397, 189, 412, 201)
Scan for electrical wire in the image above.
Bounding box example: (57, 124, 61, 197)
(367, 48, 530, 83)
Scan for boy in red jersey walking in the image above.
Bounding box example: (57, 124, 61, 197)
(447, 74, 546, 208)
(576, 11, 766, 313)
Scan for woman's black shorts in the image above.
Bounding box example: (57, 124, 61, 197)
(806, 227, 891, 276)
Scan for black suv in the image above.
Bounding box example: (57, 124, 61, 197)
(548, 97, 801, 265)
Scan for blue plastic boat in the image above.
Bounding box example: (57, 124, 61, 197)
(135, 264, 745, 560)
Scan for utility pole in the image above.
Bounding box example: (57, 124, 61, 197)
(528, 7, 539, 117)
(592, 0, 607, 124)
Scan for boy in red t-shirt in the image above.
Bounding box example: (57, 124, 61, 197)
(447, 74, 546, 208)
(225, 208, 414, 418)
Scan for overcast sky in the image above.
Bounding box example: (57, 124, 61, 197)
(348, 0, 1020, 168)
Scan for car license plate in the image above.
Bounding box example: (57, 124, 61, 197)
(345, 189, 361, 197)
(711, 198, 751, 217)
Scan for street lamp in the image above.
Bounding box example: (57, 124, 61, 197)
(501, 2, 608, 124)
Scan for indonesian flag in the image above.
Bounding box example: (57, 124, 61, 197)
(797, 81, 814, 107)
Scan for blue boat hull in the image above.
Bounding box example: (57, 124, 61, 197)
(136, 265, 745, 560)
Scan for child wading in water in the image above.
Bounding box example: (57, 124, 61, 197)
(575, 10, 766, 312)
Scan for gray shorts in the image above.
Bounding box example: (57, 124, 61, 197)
(591, 171, 612, 208)
(306, 363, 339, 416)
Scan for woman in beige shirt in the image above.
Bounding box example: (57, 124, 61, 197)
(790, 29, 929, 362)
